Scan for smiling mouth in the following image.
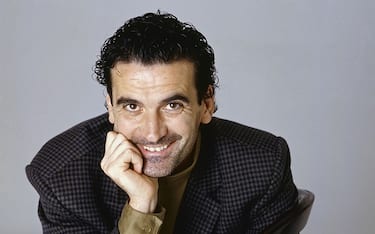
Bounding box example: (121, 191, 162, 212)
(143, 144, 169, 152)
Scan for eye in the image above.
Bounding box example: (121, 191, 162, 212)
(164, 102, 183, 112)
(123, 103, 140, 112)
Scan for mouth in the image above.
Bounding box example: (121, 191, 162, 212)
(134, 134, 182, 158)
(138, 142, 175, 158)
(143, 144, 169, 152)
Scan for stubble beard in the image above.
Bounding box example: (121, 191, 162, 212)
(142, 155, 181, 177)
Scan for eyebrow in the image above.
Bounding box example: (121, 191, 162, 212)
(115, 94, 190, 106)
(161, 94, 190, 104)
(116, 97, 140, 106)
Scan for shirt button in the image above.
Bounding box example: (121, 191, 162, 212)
(142, 225, 152, 233)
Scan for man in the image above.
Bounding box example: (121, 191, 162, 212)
(26, 11, 297, 234)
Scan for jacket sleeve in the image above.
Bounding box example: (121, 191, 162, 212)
(26, 165, 119, 234)
(246, 137, 298, 234)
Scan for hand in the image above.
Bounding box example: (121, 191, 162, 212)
(101, 131, 158, 213)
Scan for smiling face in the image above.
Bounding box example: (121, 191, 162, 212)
(106, 60, 215, 177)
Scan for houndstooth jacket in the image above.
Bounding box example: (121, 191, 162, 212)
(26, 113, 297, 234)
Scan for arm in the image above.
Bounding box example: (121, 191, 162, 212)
(247, 137, 298, 234)
(26, 165, 119, 234)
(101, 131, 164, 234)
(27, 130, 164, 234)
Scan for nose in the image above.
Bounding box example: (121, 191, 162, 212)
(141, 111, 167, 143)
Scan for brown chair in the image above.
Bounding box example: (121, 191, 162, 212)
(263, 189, 314, 234)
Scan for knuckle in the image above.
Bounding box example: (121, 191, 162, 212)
(100, 160, 107, 170)
(107, 166, 116, 175)
(106, 131, 115, 139)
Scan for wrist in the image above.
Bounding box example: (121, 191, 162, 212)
(129, 197, 158, 213)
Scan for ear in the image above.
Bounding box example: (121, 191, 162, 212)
(106, 94, 115, 124)
(200, 86, 216, 124)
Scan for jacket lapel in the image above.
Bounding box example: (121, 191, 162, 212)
(174, 124, 221, 233)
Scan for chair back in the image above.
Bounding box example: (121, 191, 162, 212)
(264, 189, 314, 234)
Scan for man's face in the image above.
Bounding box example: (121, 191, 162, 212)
(106, 60, 214, 177)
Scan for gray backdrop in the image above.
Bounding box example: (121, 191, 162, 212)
(1, 1, 374, 233)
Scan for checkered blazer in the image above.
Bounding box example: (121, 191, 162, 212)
(26, 114, 297, 234)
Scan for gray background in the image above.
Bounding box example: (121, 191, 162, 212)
(1, 0, 374, 233)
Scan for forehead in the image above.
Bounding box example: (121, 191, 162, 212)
(110, 60, 197, 100)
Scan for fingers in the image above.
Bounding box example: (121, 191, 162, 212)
(129, 150, 143, 174)
(101, 131, 143, 174)
(105, 131, 125, 155)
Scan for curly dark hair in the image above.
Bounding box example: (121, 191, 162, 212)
(94, 11, 218, 106)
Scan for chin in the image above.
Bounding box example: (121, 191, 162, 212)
(143, 169, 171, 178)
(142, 164, 173, 178)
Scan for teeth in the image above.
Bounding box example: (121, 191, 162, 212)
(143, 145, 168, 152)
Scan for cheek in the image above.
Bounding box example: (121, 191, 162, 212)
(170, 114, 200, 138)
(112, 115, 137, 138)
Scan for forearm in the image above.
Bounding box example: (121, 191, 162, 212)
(27, 165, 119, 234)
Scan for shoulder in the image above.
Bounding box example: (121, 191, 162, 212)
(200, 117, 290, 190)
(27, 113, 112, 179)
(202, 117, 284, 153)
